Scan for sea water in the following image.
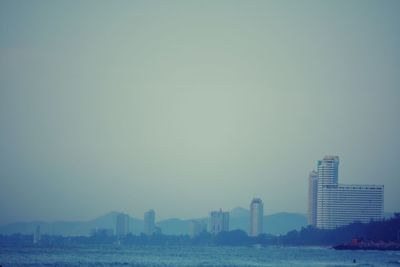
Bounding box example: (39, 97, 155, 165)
(1, 246, 400, 267)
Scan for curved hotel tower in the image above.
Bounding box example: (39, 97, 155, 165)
(308, 156, 384, 229)
(249, 198, 264, 237)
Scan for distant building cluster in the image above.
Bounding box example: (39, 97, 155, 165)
(308, 156, 384, 229)
(114, 209, 160, 239)
(189, 198, 265, 238)
(103, 197, 265, 241)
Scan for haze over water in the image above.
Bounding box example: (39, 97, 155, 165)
(1, 0, 400, 225)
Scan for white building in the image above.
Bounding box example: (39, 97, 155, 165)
(308, 156, 384, 229)
(115, 213, 130, 238)
(249, 198, 264, 237)
(189, 220, 207, 238)
(209, 209, 229, 234)
(144, 209, 156, 235)
(317, 183, 384, 229)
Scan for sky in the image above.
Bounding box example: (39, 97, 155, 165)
(0, 0, 399, 225)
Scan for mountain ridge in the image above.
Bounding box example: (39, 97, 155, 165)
(0, 207, 308, 236)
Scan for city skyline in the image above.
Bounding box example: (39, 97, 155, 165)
(0, 152, 395, 225)
(0, 152, 396, 226)
(1, 1, 400, 225)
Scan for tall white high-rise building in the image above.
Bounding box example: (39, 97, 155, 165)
(316, 156, 339, 227)
(317, 156, 339, 185)
(249, 198, 264, 237)
(209, 209, 229, 234)
(308, 171, 318, 226)
(115, 213, 130, 238)
(144, 209, 156, 235)
(308, 156, 384, 229)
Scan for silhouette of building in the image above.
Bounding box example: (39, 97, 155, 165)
(308, 170, 318, 226)
(189, 220, 207, 238)
(144, 209, 156, 235)
(33, 225, 41, 244)
(154, 226, 162, 235)
(308, 156, 384, 229)
(249, 198, 264, 236)
(209, 209, 229, 234)
(115, 213, 130, 238)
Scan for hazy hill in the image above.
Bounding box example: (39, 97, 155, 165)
(0, 208, 307, 236)
(230, 207, 250, 218)
(0, 212, 142, 236)
(264, 212, 308, 235)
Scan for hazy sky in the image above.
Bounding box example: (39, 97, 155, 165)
(1, 0, 399, 224)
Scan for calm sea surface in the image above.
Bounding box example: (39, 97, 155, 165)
(1, 246, 400, 267)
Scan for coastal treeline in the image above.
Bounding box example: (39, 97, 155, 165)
(279, 213, 400, 246)
(1, 214, 399, 247)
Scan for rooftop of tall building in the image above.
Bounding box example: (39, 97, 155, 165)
(323, 155, 339, 161)
(251, 198, 263, 204)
